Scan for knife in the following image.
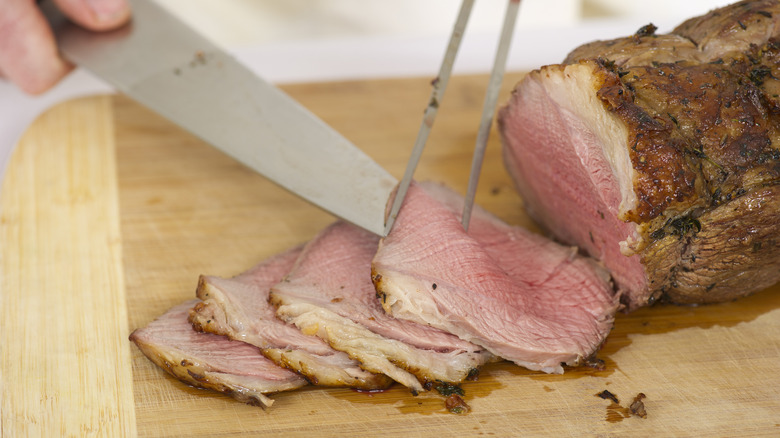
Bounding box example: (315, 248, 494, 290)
(41, 0, 397, 236)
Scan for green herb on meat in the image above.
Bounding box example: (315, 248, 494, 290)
(433, 380, 465, 397)
(669, 215, 702, 237)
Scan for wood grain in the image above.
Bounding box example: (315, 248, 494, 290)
(1, 96, 136, 436)
(2, 74, 779, 436)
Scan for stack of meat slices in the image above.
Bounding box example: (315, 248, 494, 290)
(269, 220, 495, 394)
(187, 247, 393, 390)
(130, 182, 618, 407)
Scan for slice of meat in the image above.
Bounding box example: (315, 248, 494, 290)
(270, 221, 495, 393)
(188, 247, 393, 390)
(371, 182, 618, 374)
(498, 0, 780, 309)
(129, 301, 306, 408)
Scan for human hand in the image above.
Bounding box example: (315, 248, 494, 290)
(0, 0, 131, 94)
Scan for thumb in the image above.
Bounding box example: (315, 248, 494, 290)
(53, 0, 131, 31)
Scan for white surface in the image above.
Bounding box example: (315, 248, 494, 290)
(153, 0, 583, 47)
(0, 0, 727, 179)
(586, 0, 731, 20)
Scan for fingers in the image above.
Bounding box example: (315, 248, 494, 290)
(0, 0, 73, 94)
(0, 0, 131, 95)
(53, 0, 131, 31)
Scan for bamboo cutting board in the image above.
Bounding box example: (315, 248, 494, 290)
(2, 73, 779, 437)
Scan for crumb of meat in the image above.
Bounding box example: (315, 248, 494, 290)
(597, 390, 648, 422)
(445, 394, 470, 414)
(596, 389, 620, 404)
(629, 393, 647, 419)
(584, 356, 606, 371)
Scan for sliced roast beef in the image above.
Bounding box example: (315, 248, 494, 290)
(188, 247, 393, 390)
(499, 0, 780, 309)
(270, 221, 495, 393)
(130, 301, 306, 408)
(371, 182, 618, 374)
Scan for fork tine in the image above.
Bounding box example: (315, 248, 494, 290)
(383, 0, 475, 236)
(461, 0, 521, 231)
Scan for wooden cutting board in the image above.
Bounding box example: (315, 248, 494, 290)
(2, 73, 779, 437)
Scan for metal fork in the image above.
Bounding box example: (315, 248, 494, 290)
(384, 0, 521, 235)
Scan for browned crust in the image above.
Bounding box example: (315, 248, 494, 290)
(595, 41, 780, 304)
(643, 183, 780, 304)
(673, 0, 780, 56)
(595, 61, 701, 224)
(564, 33, 700, 68)
(593, 53, 780, 226)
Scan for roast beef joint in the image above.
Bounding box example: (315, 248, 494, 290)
(499, 0, 780, 310)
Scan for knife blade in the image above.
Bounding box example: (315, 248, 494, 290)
(41, 0, 397, 236)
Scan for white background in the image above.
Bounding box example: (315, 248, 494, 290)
(0, 0, 735, 176)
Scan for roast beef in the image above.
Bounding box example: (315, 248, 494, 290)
(270, 221, 495, 393)
(499, 0, 780, 310)
(129, 301, 306, 408)
(371, 182, 618, 373)
(188, 247, 393, 390)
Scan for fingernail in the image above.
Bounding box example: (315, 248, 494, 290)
(85, 0, 130, 23)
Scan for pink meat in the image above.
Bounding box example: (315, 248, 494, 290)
(130, 300, 306, 408)
(372, 182, 618, 373)
(193, 247, 330, 354)
(189, 247, 393, 390)
(270, 221, 494, 391)
(498, 65, 649, 307)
